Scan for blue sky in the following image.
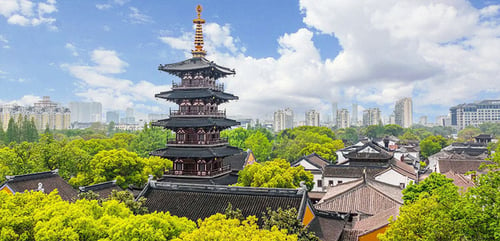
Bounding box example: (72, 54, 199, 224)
(1, 0, 500, 124)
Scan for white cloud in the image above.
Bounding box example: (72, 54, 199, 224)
(62, 48, 170, 112)
(0, 94, 41, 106)
(64, 43, 78, 56)
(0, 0, 57, 29)
(0, 35, 10, 48)
(96, 4, 111, 10)
(158, 0, 500, 121)
(128, 7, 153, 24)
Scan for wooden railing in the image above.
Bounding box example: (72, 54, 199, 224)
(165, 165, 231, 176)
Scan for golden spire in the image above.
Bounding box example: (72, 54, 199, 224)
(192, 5, 206, 58)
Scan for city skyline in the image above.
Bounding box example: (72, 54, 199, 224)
(1, 0, 499, 122)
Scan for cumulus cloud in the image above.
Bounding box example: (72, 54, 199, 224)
(0, 94, 41, 106)
(65, 43, 78, 56)
(128, 7, 153, 24)
(0, 0, 57, 29)
(62, 48, 170, 112)
(0, 35, 9, 48)
(158, 0, 500, 122)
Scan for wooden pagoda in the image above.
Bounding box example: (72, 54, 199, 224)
(151, 5, 241, 177)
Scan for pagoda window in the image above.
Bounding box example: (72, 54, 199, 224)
(197, 160, 206, 171)
(174, 160, 183, 171)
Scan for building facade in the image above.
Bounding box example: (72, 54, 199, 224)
(106, 111, 120, 124)
(362, 107, 381, 126)
(336, 108, 350, 129)
(450, 100, 500, 130)
(395, 97, 413, 128)
(332, 102, 338, 127)
(305, 109, 320, 127)
(69, 101, 102, 123)
(351, 103, 358, 126)
(0, 96, 70, 130)
(274, 108, 293, 132)
(150, 6, 241, 177)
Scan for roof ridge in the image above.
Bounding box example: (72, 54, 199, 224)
(5, 169, 58, 182)
(150, 181, 302, 197)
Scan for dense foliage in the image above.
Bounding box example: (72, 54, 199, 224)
(380, 148, 500, 240)
(419, 135, 449, 159)
(236, 158, 314, 190)
(0, 191, 299, 241)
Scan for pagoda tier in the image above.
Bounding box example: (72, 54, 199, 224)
(153, 117, 239, 129)
(158, 57, 235, 79)
(155, 88, 238, 104)
(151, 5, 242, 178)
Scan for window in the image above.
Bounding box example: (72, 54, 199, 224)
(317, 180, 322, 188)
(328, 180, 334, 186)
(337, 180, 343, 184)
(175, 162, 183, 171)
(198, 162, 206, 171)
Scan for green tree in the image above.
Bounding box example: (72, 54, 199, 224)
(363, 125, 384, 139)
(129, 123, 173, 157)
(336, 127, 359, 145)
(398, 130, 420, 143)
(236, 158, 314, 190)
(0, 122, 5, 145)
(479, 122, 500, 137)
(298, 140, 344, 163)
(383, 124, 404, 137)
(244, 131, 272, 161)
(262, 207, 319, 241)
(221, 127, 250, 149)
(402, 172, 454, 204)
(5, 117, 19, 143)
(173, 213, 297, 241)
(419, 135, 449, 159)
(457, 126, 481, 141)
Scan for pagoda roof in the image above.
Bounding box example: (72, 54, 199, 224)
(159, 57, 235, 79)
(155, 88, 238, 101)
(150, 145, 242, 159)
(152, 117, 239, 129)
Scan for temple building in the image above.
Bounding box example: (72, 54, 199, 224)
(151, 5, 244, 179)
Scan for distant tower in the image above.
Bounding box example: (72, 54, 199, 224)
(151, 5, 241, 177)
(337, 108, 350, 129)
(332, 102, 338, 126)
(362, 108, 381, 126)
(351, 103, 358, 126)
(305, 109, 320, 127)
(395, 97, 413, 128)
(274, 108, 294, 132)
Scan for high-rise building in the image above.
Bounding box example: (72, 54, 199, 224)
(305, 109, 320, 127)
(419, 116, 428, 126)
(106, 111, 120, 124)
(150, 5, 241, 177)
(351, 103, 358, 126)
(337, 108, 350, 129)
(395, 97, 413, 128)
(69, 101, 102, 123)
(362, 108, 381, 126)
(121, 107, 135, 124)
(435, 115, 451, 127)
(0, 96, 70, 130)
(450, 100, 500, 130)
(332, 102, 338, 126)
(274, 108, 294, 132)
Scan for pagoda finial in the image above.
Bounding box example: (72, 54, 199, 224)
(192, 4, 206, 58)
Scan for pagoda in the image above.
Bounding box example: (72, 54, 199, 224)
(151, 5, 242, 177)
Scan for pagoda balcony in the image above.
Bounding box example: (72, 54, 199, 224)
(165, 165, 231, 176)
(172, 81, 224, 92)
(170, 109, 226, 117)
(167, 137, 229, 146)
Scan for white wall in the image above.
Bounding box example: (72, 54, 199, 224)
(375, 169, 415, 188)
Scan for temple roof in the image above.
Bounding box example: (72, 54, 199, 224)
(1, 170, 78, 201)
(155, 88, 238, 101)
(150, 145, 242, 159)
(343, 141, 393, 161)
(79, 180, 123, 199)
(158, 57, 235, 79)
(138, 182, 306, 225)
(152, 117, 239, 129)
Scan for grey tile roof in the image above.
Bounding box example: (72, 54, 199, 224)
(438, 159, 494, 174)
(292, 153, 331, 170)
(150, 146, 242, 159)
(140, 182, 306, 224)
(152, 117, 239, 129)
(155, 88, 238, 101)
(343, 141, 393, 161)
(159, 57, 235, 79)
(315, 178, 403, 216)
(323, 165, 386, 178)
(79, 180, 123, 199)
(2, 170, 77, 201)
